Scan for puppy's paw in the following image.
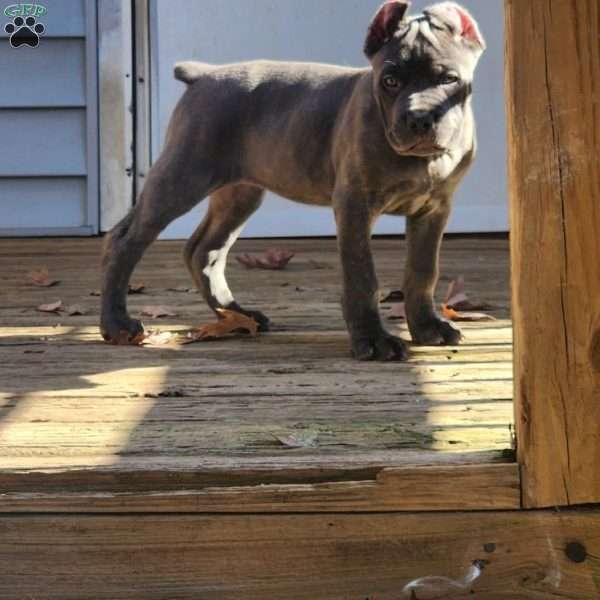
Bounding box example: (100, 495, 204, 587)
(351, 330, 409, 361)
(100, 314, 145, 344)
(411, 318, 462, 346)
(242, 309, 270, 332)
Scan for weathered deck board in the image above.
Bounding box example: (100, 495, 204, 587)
(0, 464, 520, 512)
(0, 237, 513, 490)
(1, 510, 599, 600)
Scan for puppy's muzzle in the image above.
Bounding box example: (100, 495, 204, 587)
(404, 110, 435, 135)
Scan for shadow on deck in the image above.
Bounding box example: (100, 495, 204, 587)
(0, 236, 514, 494)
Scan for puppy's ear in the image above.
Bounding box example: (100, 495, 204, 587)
(364, 1, 411, 60)
(425, 2, 486, 51)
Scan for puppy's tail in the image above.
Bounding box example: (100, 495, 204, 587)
(174, 61, 213, 84)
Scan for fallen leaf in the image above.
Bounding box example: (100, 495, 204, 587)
(128, 283, 146, 295)
(36, 300, 63, 313)
(442, 304, 496, 322)
(66, 304, 87, 316)
(143, 330, 176, 346)
(385, 302, 406, 320)
(27, 268, 60, 287)
(181, 309, 259, 343)
(236, 248, 294, 270)
(141, 305, 177, 319)
(379, 289, 404, 303)
(276, 431, 319, 448)
(445, 276, 494, 311)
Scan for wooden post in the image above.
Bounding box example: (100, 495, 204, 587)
(506, 0, 600, 507)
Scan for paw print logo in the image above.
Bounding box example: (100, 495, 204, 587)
(5, 15, 45, 48)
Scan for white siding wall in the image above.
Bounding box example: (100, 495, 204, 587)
(0, 0, 98, 236)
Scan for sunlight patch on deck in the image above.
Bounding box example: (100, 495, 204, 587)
(0, 366, 167, 466)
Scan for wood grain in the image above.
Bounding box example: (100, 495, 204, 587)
(0, 237, 513, 494)
(0, 238, 515, 509)
(1, 509, 599, 599)
(0, 463, 520, 512)
(506, 1, 600, 507)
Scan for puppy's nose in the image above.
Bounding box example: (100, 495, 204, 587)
(405, 110, 434, 134)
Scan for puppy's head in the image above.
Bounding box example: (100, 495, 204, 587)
(364, 1, 485, 157)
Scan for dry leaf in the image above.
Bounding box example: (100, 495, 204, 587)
(276, 431, 319, 448)
(379, 289, 404, 303)
(128, 283, 146, 295)
(385, 302, 406, 320)
(445, 276, 494, 311)
(236, 248, 294, 270)
(141, 305, 177, 319)
(36, 300, 63, 313)
(442, 304, 496, 322)
(143, 330, 176, 346)
(66, 304, 87, 316)
(182, 309, 259, 343)
(27, 268, 60, 287)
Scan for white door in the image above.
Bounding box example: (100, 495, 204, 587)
(149, 0, 507, 239)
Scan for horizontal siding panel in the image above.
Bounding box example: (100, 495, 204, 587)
(0, 177, 86, 227)
(0, 39, 85, 107)
(0, 0, 85, 37)
(0, 108, 86, 176)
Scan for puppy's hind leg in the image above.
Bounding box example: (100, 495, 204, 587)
(100, 153, 219, 343)
(184, 184, 270, 331)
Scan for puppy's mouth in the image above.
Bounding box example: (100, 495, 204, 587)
(392, 140, 448, 157)
(387, 130, 448, 157)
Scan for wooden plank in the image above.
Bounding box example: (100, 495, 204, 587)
(1, 510, 599, 599)
(0, 237, 513, 490)
(506, 1, 600, 507)
(0, 464, 520, 512)
(0, 450, 514, 497)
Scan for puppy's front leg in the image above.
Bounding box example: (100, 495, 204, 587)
(334, 191, 408, 361)
(404, 202, 461, 345)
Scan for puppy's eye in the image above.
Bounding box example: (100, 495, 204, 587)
(382, 75, 401, 89)
(439, 74, 460, 85)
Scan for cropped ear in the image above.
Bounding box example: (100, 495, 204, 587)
(424, 2, 486, 51)
(364, 1, 411, 60)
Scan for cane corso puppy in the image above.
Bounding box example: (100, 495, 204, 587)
(101, 1, 485, 360)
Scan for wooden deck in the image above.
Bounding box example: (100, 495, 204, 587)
(0, 237, 513, 498)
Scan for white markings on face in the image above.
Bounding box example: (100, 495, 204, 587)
(202, 225, 244, 307)
(429, 104, 475, 181)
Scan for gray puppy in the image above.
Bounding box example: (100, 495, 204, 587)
(100, 0, 485, 360)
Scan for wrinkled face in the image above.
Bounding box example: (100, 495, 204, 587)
(365, 2, 485, 157)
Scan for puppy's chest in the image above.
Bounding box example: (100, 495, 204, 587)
(381, 153, 462, 216)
